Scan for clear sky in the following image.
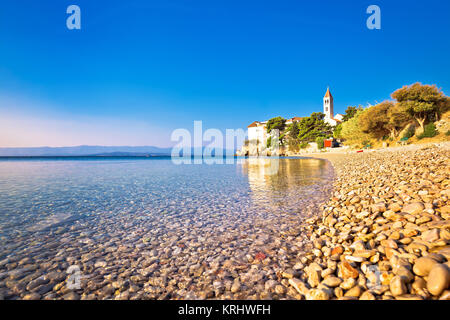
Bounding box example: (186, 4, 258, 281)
(0, 0, 449, 147)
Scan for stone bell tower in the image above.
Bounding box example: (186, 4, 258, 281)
(323, 87, 334, 120)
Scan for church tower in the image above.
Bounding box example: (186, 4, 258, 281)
(323, 87, 334, 119)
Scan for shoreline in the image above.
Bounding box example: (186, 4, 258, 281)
(280, 142, 450, 300)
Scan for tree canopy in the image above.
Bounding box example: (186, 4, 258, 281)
(333, 106, 363, 139)
(391, 83, 447, 130)
(333, 123, 343, 139)
(286, 121, 301, 152)
(266, 117, 286, 134)
(284, 113, 333, 151)
(386, 103, 412, 138)
(287, 121, 300, 140)
(342, 106, 363, 122)
(297, 112, 332, 142)
(340, 109, 371, 144)
(359, 101, 410, 139)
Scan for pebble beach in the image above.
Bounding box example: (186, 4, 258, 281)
(282, 142, 450, 300)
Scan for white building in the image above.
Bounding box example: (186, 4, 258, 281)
(323, 87, 343, 126)
(244, 88, 342, 155)
(247, 121, 267, 156)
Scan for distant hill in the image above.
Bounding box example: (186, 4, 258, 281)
(0, 145, 173, 157)
(0, 145, 237, 157)
(89, 152, 169, 157)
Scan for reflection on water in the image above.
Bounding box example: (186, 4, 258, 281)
(241, 157, 333, 212)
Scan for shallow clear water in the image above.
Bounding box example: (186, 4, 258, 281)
(0, 157, 332, 239)
(0, 157, 334, 299)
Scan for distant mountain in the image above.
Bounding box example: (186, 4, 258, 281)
(0, 145, 237, 157)
(0, 145, 173, 157)
(89, 152, 168, 157)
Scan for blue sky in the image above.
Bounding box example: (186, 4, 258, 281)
(0, 0, 449, 147)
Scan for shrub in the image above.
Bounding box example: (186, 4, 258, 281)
(299, 142, 309, 149)
(316, 137, 325, 149)
(446, 130, 450, 136)
(279, 133, 286, 145)
(362, 140, 372, 149)
(417, 123, 438, 139)
(287, 139, 299, 153)
(402, 125, 416, 140)
(266, 136, 272, 148)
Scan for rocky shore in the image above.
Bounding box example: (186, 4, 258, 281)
(281, 142, 450, 300)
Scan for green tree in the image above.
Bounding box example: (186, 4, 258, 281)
(316, 137, 325, 149)
(266, 117, 286, 133)
(359, 101, 409, 139)
(359, 102, 391, 139)
(340, 109, 371, 143)
(417, 123, 438, 139)
(386, 103, 412, 138)
(286, 121, 301, 152)
(279, 132, 286, 146)
(342, 106, 363, 122)
(391, 83, 447, 131)
(288, 121, 300, 139)
(266, 136, 272, 149)
(334, 106, 363, 138)
(297, 112, 332, 142)
(436, 97, 450, 120)
(333, 123, 342, 139)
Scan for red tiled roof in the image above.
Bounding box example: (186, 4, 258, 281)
(324, 87, 332, 98)
(247, 121, 259, 128)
